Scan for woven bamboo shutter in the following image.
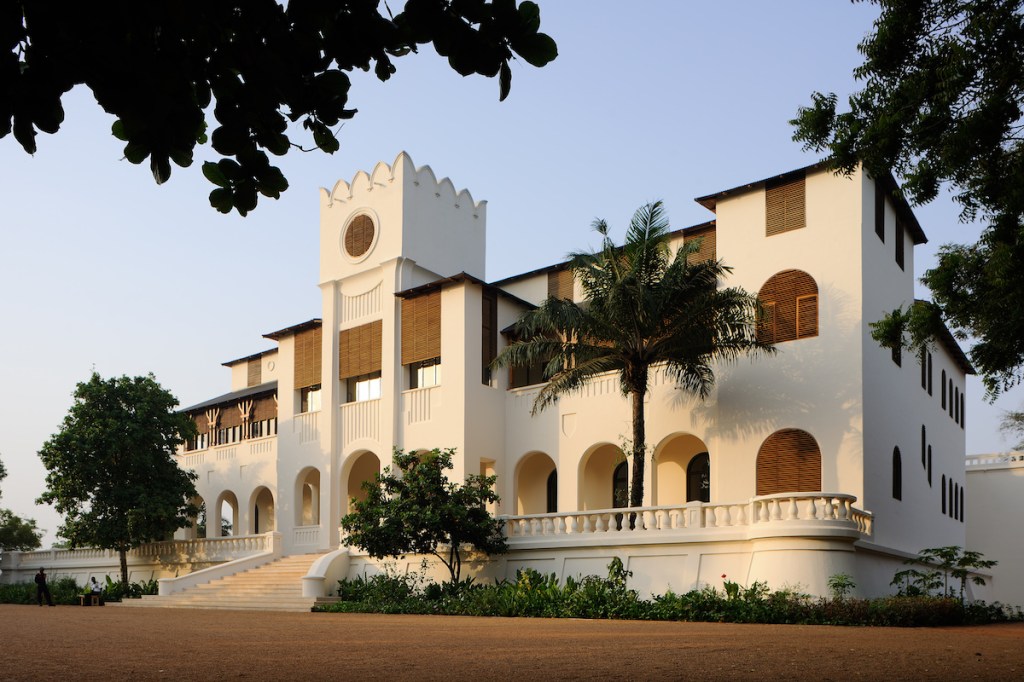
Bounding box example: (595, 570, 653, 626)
(247, 359, 262, 387)
(339, 320, 383, 379)
(874, 184, 885, 242)
(219, 402, 242, 429)
(481, 290, 498, 383)
(547, 269, 573, 300)
(765, 175, 806, 236)
(252, 394, 277, 422)
(344, 214, 375, 258)
(401, 291, 441, 365)
(191, 413, 208, 436)
(758, 270, 818, 343)
(684, 227, 717, 265)
(294, 327, 323, 389)
(756, 429, 822, 495)
(895, 218, 905, 270)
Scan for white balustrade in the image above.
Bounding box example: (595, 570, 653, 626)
(180, 451, 207, 469)
(215, 446, 237, 462)
(342, 399, 380, 444)
(249, 437, 275, 457)
(503, 493, 872, 542)
(404, 386, 438, 424)
(293, 410, 320, 444)
(293, 525, 321, 547)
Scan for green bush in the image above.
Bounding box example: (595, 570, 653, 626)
(315, 559, 1023, 627)
(0, 577, 81, 605)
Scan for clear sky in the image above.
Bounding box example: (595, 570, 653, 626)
(2, 1, 1020, 546)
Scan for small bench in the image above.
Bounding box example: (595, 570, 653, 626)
(78, 594, 104, 606)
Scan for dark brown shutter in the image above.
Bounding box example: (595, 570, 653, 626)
(874, 184, 885, 242)
(765, 174, 806, 236)
(684, 226, 717, 264)
(247, 358, 262, 387)
(758, 270, 818, 343)
(294, 326, 323, 389)
(191, 413, 209, 436)
(339, 320, 383, 379)
(252, 394, 277, 422)
(895, 218, 905, 270)
(219, 403, 242, 429)
(401, 291, 441, 365)
(345, 214, 375, 258)
(481, 290, 498, 383)
(756, 429, 822, 495)
(547, 269, 573, 300)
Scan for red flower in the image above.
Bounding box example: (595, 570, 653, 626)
(721, 574, 727, 579)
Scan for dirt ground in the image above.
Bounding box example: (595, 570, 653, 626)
(2, 604, 1022, 681)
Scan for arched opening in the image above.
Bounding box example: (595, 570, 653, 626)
(346, 451, 381, 514)
(612, 462, 628, 508)
(579, 444, 626, 510)
(189, 496, 206, 539)
(757, 270, 818, 343)
(295, 468, 321, 526)
(653, 434, 710, 505)
(250, 486, 275, 534)
(756, 429, 821, 495)
(514, 452, 557, 514)
(215, 491, 238, 537)
(892, 447, 902, 500)
(546, 470, 558, 514)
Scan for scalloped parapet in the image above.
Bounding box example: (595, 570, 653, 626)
(320, 151, 486, 213)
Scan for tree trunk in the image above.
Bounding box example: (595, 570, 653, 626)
(629, 384, 646, 509)
(119, 545, 128, 586)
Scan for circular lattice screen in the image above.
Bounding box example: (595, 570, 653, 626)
(344, 214, 375, 258)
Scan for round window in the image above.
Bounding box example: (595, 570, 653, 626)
(344, 214, 376, 259)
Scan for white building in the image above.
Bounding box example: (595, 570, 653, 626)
(3, 153, 989, 601)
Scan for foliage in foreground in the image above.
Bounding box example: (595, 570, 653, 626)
(315, 559, 1021, 627)
(0, 576, 159, 604)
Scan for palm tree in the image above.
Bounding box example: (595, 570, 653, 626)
(494, 201, 772, 508)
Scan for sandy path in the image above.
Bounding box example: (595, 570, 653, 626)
(3, 604, 1022, 680)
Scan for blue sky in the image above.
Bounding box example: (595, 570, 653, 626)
(2, 2, 1020, 545)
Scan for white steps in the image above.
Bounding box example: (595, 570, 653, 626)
(119, 554, 323, 612)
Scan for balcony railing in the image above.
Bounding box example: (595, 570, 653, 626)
(179, 436, 276, 469)
(341, 399, 380, 445)
(504, 493, 872, 542)
(293, 410, 320, 444)
(404, 386, 439, 425)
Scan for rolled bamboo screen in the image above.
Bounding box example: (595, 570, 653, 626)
(339, 320, 383, 379)
(547, 269, 573, 300)
(401, 291, 441, 365)
(345, 214, 375, 258)
(294, 326, 323, 389)
(247, 358, 262, 387)
(683, 226, 717, 264)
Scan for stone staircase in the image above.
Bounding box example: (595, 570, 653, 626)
(119, 554, 325, 612)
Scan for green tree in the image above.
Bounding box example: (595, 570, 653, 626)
(0, 455, 43, 551)
(792, 0, 1024, 396)
(909, 546, 997, 603)
(493, 202, 771, 508)
(1000, 410, 1024, 450)
(1, 1, 557, 216)
(341, 448, 506, 584)
(37, 373, 199, 584)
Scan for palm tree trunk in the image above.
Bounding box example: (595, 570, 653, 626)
(629, 385, 646, 508)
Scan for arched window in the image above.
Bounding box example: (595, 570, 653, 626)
(757, 270, 818, 343)
(941, 474, 946, 513)
(612, 461, 628, 508)
(960, 489, 965, 523)
(954, 482, 960, 519)
(941, 370, 947, 408)
(948, 379, 954, 417)
(546, 469, 558, 514)
(921, 425, 926, 468)
(948, 478, 954, 517)
(892, 448, 902, 500)
(686, 452, 711, 503)
(927, 446, 932, 485)
(954, 387, 960, 423)
(756, 429, 822, 495)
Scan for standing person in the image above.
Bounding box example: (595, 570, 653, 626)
(35, 568, 55, 607)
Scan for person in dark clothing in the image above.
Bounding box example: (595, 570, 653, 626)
(35, 568, 54, 606)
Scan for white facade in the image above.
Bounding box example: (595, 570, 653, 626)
(164, 154, 979, 598)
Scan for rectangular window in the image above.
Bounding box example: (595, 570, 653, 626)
(874, 183, 885, 242)
(895, 218, 905, 270)
(339, 320, 382, 381)
(482, 290, 498, 385)
(509, 359, 548, 389)
(920, 350, 927, 389)
(401, 292, 441, 365)
(547, 269, 573, 301)
(409, 357, 441, 389)
(765, 174, 806, 236)
(346, 372, 382, 403)
(891, 344, 902, 367)
(294, 326, 323, 391)
(927, 353, 933, 394)
(299, 384, 321, 413)
(247, 358, 262, 387)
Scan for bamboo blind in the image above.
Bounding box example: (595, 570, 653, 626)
(294, 326, 323, 389)
(339, 320, 383, 379)
(683, 226, 717, 264)
(547, 269, 573, 300)
(252, 394, 277, 421)
(401, 291, 441, 365)
(345, 214, 375, 258)
(756, 428, 822, 495)
(757, 270, 818, 343)
(191, 414, 209, 436)
(765, 175, 806, 236)
(247, 358, 262, 387)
